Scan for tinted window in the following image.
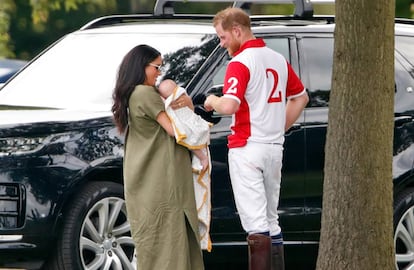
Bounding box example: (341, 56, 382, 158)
(396, 36, 414, 67)
(265, 37, 290, 62)
(211, 37, 290, 86)
(395, 35, 414, 114)
(301, 37, 334, 107)
(0, 32, 217, 110)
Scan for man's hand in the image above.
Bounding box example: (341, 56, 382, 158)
(204, 95, 219, 112)
(204, 95, 239, 115)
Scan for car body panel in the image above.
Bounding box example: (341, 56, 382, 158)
(0, 13, 414, 270)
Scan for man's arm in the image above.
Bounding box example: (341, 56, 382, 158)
(285, 92, 309, 131)
(204, 95, 239, 115)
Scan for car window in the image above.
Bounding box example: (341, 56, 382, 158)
(265, 37, 290, 62)
(212, 60, 228, 86)
(0, 59, 27, 83)
(396, 36, 414, 67)
(301, 37, 334, 108)
(302, 35, 414, 112)
(210, 37, 290, 87)
(395, 35, 414, 114)
(0, 31, 217, 111)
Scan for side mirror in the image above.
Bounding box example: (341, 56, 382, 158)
(193, 84, 224, 104)
(206, 84, 224, 97)
(193, 84, 224, 124)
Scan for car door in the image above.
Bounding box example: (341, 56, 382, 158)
(299, 32, 414, 241)
(298, 34, 334, 243)
(265, 35, 307, 242)
(189, 35, 307, 246)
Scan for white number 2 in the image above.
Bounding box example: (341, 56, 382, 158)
(226, 77, 238, 94)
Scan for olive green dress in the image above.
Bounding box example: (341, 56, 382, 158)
(123, 85, 204, 270)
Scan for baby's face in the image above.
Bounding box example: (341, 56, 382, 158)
(158, 85, 171, 98)
(158, 81, 176, 98)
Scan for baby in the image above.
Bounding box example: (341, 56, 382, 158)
(159, 79, 213, 251)
(158, 79, 210, 172)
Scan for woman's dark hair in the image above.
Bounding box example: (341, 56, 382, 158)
(112, 44, 161, 133)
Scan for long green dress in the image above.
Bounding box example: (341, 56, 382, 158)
(123, 85, 204, 270)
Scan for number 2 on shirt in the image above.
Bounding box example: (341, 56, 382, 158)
(226, 77, 238, 94)
(266, 68, 282, 103)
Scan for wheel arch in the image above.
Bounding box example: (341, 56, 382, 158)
(49, 162, 124, 240)
(393, 170, 414, 203)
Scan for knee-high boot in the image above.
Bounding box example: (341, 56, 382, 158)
(247, 234, 271, 270)
(271, 244, 285, 270)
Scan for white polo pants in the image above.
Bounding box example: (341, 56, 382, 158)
(228, 141, 283, 236)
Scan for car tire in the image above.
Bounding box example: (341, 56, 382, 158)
(43, 181, 136, 270)
(394, 187, 414, 270)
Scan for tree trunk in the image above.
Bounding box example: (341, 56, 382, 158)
(0, 0, 14, 58)
(316, 0, 395, 269)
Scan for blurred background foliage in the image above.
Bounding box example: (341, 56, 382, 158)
(0, 0, 413, 60)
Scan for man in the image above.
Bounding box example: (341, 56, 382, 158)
(204, 7, 309, 270)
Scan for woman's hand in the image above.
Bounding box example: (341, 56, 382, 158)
(170, 94, 194, 111)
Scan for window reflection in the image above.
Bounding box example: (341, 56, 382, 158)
(302, 37, 334, 107)
(396, 36, 414, 69)
(265, 37, 290, 62)
(161, 35, 218, 88)
(0, 32, 218, 111)
(395, 36, 414, 115)
(208, 37, 291, 91)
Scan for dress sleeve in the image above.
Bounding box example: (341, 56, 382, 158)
(130, 85, 165, 120)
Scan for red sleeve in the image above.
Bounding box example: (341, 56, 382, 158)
(222, 61, 250, 102)
(286, 62, 305, 98)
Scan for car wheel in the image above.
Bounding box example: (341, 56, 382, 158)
(44, 181, 136, 270)
(394, 187, 414, 270)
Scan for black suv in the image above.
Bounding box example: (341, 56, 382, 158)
(1, 1, 414, 269)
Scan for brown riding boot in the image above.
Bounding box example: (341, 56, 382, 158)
(247, 234, 271, 270)
(271, 244, 285, 270)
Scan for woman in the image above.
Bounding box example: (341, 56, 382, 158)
(112, 44, 204, 270)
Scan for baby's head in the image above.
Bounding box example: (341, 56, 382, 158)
(158, 79, 177, 99)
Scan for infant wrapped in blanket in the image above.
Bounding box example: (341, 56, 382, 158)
(158, 79, 212, 251)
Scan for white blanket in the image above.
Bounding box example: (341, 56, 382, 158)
(164, 86, 212, 251)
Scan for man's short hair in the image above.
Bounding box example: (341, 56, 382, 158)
(213, 7, 251, 31)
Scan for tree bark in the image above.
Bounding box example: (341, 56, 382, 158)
(0, 0, 15, 58)
(316, 0, 395, 269)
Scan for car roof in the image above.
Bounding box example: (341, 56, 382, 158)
(78, 20, 217, 35)
(76, 16, 414, 37)
(72, 0, 414, 37)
